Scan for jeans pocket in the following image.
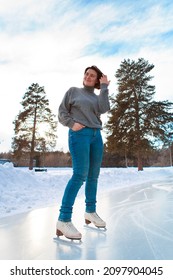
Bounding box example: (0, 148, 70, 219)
(69, 128, 87, 137)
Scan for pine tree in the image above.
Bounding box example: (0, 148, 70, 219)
(106, 58, 173, 170)
(12, 83, 57, 170)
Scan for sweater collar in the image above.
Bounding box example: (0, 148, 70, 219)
(83, 85, 95, 93)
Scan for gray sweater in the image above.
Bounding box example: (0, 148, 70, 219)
(58, 84, 110, 129)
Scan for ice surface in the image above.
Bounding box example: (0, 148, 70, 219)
(0, 164, 173, 260)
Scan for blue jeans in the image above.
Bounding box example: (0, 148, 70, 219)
(58, 127, 103, 222)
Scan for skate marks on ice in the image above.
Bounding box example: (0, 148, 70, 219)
(104, 178, 173, 259)
(53, 178, 173, 260)
(53, 237, 83, 260)
(0, 177, 173, 260)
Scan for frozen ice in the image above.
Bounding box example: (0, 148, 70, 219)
(0, 164, 173, 259)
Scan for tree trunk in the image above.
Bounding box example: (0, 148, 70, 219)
(134, 88, 143, 171)
(124, 148, 128, 167)
(169, 144, 172, 167)
(137, 149, 143, 171)
(29, 108, 37, 170)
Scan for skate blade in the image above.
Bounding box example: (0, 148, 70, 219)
(53, 236, 82, 244)
(84, 224, 107, 232)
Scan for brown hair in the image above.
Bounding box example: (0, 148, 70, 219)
(84, 65, 103, 89)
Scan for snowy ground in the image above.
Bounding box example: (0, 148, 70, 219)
(0, 163, 173, 219)
(0, 163, 173, 260)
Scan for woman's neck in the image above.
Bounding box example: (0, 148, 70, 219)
(83, 85, 95, 92)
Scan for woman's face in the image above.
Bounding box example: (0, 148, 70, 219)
(83, 68, 98, 87)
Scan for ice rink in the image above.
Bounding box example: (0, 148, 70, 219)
(0, 177, 173, 260)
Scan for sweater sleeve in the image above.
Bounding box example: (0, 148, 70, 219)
(97, 83, 110, 114)
(58, 88, 75, 129)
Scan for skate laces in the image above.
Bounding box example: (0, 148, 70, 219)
(65, 222, 79, 233)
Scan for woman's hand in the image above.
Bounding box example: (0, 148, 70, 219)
(72, 122, 85, 131)
(100, 74, 110, 86)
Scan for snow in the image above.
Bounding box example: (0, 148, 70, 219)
(0, 162, 173, 219)
(0, 163, 173, 261)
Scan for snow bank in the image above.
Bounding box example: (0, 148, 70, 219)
(0, 163, 173, 218)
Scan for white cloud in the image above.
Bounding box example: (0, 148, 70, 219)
(97, 3, 173, 47)
(0, 0, 173, 152)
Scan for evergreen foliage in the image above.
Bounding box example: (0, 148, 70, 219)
(106, 58, 173, 170)
(12, 83, 57, 169)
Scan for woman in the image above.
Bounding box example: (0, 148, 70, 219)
(56, 65, 110, 240)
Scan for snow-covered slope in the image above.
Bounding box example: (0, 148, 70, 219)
(0, 163, 173, 218)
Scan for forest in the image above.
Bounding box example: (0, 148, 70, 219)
(1, 58, 173, 170)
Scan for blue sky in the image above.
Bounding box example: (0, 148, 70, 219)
(0, 0, 173, 152)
